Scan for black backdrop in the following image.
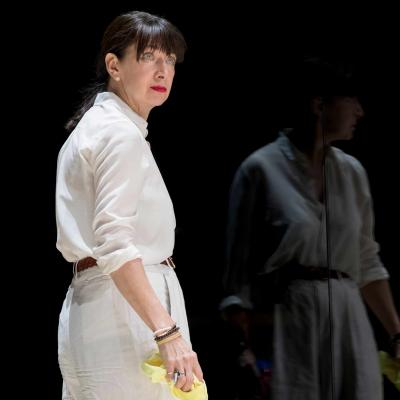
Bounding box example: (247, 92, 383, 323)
(9, 2, 399, 398)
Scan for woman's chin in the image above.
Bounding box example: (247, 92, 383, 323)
(329, 131, 354, 142)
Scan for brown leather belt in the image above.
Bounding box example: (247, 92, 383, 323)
(75, 257, 97, 272)
(75, 256, 175, 273)
(280, 264, 350, 281)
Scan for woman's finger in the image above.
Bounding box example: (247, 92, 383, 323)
(173, 362, 187, 390)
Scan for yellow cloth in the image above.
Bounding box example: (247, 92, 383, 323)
(379, 351, 400, 391)
(142, 352, 208, 400)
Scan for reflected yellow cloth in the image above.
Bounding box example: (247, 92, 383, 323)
(379, 351, 400, 391)
(142, 352, 208, 400)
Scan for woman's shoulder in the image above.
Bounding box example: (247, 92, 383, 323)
(65, 106, 145, 165)
(244, 140, 280, 162)
(232, 141, 282, 184)
(79, 105, 144, 144)
(330, 147, 370, 193)
(330, 146, 366, 175)
(240, 140, 283, 171)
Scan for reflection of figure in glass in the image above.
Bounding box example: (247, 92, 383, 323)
(224, 57, 400, 399)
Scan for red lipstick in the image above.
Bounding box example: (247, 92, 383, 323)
(150, 86, 167, 93)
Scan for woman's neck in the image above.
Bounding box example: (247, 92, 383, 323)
(107, 83, 150, 120)
(289, 126, 329, 169)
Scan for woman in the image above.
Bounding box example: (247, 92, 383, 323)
(56, 11, 203, 399)
(224, 57, 400, 399)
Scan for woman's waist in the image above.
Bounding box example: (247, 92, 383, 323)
(276, 262, 351, 281)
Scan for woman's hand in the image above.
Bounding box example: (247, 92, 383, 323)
(158, 336, 203, 392)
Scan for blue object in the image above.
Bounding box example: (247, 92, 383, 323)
(257, 359, 272, 371)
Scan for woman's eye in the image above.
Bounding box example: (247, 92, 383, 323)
(141, 52, 154, 61)
(166, 56, 177, 66)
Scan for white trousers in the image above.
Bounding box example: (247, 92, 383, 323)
(58, 263, 190, 399)
(272, 277, 382, 400)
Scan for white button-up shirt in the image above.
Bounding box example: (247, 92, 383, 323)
(225, 133, 389, 292)
(56, 92, 176, 274)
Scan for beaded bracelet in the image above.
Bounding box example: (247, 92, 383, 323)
(153, 325, 175, 337)
(154, 326, 180, 342)
(157, 331, 182, 346)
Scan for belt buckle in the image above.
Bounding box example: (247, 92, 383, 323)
(165, 257, 176, 269)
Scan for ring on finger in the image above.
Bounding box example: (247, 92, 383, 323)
(173, 370, 186, 384)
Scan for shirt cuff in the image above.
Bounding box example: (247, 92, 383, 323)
(96, 246, 142, 275)
(359, 266, 390, 288)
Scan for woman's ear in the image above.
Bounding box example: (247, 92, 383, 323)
(105, 53, 121, 82)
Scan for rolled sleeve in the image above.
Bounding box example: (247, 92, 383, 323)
(358, 172, 389, 287)
(91, 120, 148, 274)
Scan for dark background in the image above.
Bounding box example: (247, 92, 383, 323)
(9, 2, 399, 398)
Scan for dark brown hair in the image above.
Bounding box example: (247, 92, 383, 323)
(65, 11, 187, 132)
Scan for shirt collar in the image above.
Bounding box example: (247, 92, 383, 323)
(277, 131, 297, 161)
(94, 91, 149, 138)
(277, 130, 333, 168)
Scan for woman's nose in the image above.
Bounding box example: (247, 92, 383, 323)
(155, 59, 168, 78)
(355, 99, 364, 118)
